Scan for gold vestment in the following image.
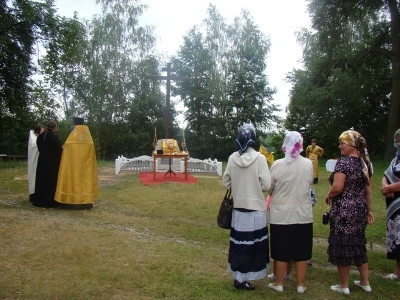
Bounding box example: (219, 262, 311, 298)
(306, 145, 323, 179)
(55, 125, 99, 205)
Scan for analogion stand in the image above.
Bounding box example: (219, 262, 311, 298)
(153, 153, 189, 180)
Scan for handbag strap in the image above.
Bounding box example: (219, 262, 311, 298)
(225, 189, 232, 199)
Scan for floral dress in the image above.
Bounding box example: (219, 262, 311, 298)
(384, 157, 400, 260)
(327, 156, 369, 266)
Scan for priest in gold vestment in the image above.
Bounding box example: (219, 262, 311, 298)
(55, 117, 99, 209)
(306, 139, 324, 184)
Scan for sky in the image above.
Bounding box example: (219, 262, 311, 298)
(54, 0, 311, 121)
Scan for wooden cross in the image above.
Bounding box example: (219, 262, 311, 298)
(146, 63, 190, 138)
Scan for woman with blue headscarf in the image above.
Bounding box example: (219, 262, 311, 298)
(222, 121, 271, 290)
(381, 128, 400, 281)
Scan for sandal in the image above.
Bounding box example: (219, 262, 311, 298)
(297, 286, 307, 294)
(384, 273, 399, 281)
(330, 284, 350, 295)
(268, 283, 283, 292)
(354, 280, 372, 292)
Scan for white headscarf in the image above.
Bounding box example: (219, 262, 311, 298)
(282, 131, 303, 162)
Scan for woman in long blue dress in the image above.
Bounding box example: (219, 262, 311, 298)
(324, 130, 374, 295)
(222, 121, 271, 290)
(381, 128, 400, 280)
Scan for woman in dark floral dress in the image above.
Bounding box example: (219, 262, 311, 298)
(325, 130, 374, 295)
(381, 128, 400, 280)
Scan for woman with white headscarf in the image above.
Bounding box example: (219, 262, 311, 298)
(222, 121, 271, 290)
(268, 131, 313, 294)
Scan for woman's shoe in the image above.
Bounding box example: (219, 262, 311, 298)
(268, 283, 283, 292)
(234, 280, 255, 290)
(384, 273, 399, 281)
(354, 280, 371, 292)
(297, 286, 307, 294)
(330, 284, 350, 294)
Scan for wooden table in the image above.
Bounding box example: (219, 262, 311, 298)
(153, 153, 188, 180)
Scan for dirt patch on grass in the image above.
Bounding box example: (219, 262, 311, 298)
(97, 167, 133, 187)
(13, 167, 133, 188)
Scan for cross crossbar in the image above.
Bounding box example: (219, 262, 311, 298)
(146, 63, 191, 138)
(146, 75, 191, 81)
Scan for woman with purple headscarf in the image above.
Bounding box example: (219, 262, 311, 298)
(222, 121, 271, 290)
(268, 131, 313, 294)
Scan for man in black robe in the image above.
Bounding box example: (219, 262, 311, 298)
(32, 120, 63, 208)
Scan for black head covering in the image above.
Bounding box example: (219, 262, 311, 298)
(73, 117, 85, 125)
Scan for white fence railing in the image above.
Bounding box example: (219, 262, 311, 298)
(182, 158, 222, 176)
(115, 155, 222, 176)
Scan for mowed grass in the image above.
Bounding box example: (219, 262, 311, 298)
(0, 159, 399, 300)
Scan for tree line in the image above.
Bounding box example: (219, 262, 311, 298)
(1, 0, 397, 161)
(285, 0, 399, 160)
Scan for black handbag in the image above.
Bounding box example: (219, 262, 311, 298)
(322, 211, 330, 225)
(217, 189, 233, 229)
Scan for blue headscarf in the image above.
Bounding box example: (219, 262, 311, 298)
(235, 121, 256, 155)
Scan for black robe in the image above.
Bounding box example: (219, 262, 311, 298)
(33, 130, 62, 208)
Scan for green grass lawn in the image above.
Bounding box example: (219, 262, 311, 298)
(0, 159, 398, 299)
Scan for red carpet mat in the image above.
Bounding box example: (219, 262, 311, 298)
(139, 172, 198, 186)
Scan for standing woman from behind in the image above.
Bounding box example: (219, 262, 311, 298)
(381, 128, 400, 280)
(325, 130, 374, 295)
(222, 121, 271, 290)
(33, 121, 63, 208)
(268, 131, 313, 294)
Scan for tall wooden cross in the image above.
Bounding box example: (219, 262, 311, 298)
(146, 63, 190, 138)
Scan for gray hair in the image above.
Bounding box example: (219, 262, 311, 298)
(394, 129, 400, 140)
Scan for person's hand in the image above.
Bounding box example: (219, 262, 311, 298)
(266, 195, 271, 211)
(325, 195, 332, 205)
(381, 185, 394, 198)
(367, 212, 374, 224)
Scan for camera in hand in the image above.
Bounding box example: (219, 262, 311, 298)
(322, 212, 330, 225)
